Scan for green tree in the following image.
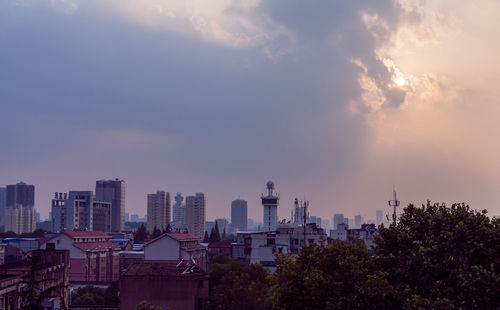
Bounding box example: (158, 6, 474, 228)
(203, 231, 209, 243)
(104, 281, 120, 306)
(150, 226, 163, 239)
(136, 300, 165, 310)
(208, 255, 272, 310)
(72, 286, 105, 306)
(209, 223, 221, 242)
(134, 223, 148, 243)
(271, 241, 395, 310)
(374, 202, 500, 309)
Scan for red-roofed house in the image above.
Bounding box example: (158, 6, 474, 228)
(41, 230, 120, 283)
(144, 233, 207, 268)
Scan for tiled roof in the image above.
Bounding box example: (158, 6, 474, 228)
(181, 244, 207, 251)
(144, 233, 201, 249)
(73, 241, 120, 251)
(124, 261, 207, 277)
(63, 230, 111, 238)
(208, 242, 231, 248)
(166, 233, 199, 241)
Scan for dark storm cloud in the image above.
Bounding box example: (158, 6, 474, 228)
(0, 0, 415, 217)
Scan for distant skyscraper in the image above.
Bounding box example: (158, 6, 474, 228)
(95, 179, 125, 231)
(309, 216, 322, 227)
(172, 192, 186, 229)
(0, 187, 6, 228)
(354, 215, 364, 228)
(5, 182, 36, 234)
(147, 191, 171, 233)
(125, 212, 130, 222)
(262, 181, 279, 231)
(333, 214, 345, 230)
(186, 193, 206, 239)
(231, 199, 248, 232)
(321, 218, 330, 231)
(376, 210, 383, 225)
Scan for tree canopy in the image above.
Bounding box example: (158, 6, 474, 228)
(208, 255, 272, 310)
(374, 202, 500, 308)
(268, 202, 499, 309)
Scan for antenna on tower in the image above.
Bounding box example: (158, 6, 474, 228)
(388, 185, 400, 225)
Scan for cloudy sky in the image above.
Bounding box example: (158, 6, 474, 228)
(1, 0, 500, 222)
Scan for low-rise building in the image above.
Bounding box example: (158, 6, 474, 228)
(144, 233, 207, 268)
(41, 230, 120, 283)
(232, 223, 328, 272)
(207, 242, 231, 264)
(0, 244, 69, 309)
(330, 223, 378, 248)
(120, 261, 209, 310)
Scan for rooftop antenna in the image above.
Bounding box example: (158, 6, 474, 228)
(388, 186, 400, 225)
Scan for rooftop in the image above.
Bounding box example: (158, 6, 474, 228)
(63, 230, 111, 238)
(124, 261, 207, 277)
(73, 241, 120, 251)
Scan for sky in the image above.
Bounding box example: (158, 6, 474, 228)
(1, 0, 500, 223)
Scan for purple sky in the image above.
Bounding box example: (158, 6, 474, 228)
(2, 0, 500, 223)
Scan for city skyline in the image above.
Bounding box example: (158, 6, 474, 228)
(2, 1, 500, 222)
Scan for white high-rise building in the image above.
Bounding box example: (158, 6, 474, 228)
(5, 182, 36, 234)
(186, 193, 206, 239)
(147, 191, 171, 233)
(262, 181, 279, 232)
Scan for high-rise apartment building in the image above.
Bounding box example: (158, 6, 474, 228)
(0, 187, 6, 228)
(185, 193, 205, 240)
(5, 182, 36, 234)
(262, 181, 279, 232)
(172, 192, 186, 229)
(376, 210, 383, 225)
(231, 199, 247, 232)
(147, 191, 171, 233)
(333, 214, 345, 230)
(354, 215, 364, 229)
(51, 191, 111, 233)
(95, 179, 125, 231)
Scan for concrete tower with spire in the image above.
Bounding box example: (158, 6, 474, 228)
(262, 181, 279, 231)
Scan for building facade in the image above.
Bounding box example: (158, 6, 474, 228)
(262, 181, 279, 232)
(147, 191, 171, 233)
(186, 193, 205, 240)
(172, 192, 186, 230)
(95, 179, 125, 231)
(120, 261, 209, 310)
(0, 187, 6, 228)
(144, 233, 207, 268)
(42, 230, 120, 283)
(5, 182, 36, 234)
(231, 199, 247, 232)
(51, 191, 111, 233)
(0, 245, 70, 309)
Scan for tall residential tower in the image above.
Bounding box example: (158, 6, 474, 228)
(5, 182, 36, 234)
(186, 193, 205, 240)
(147, 191, 171, 233)
(231, 199, 248, 232)
(95, 179, 125, 231)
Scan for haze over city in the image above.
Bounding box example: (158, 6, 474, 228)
(2, 0, 500, 222)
